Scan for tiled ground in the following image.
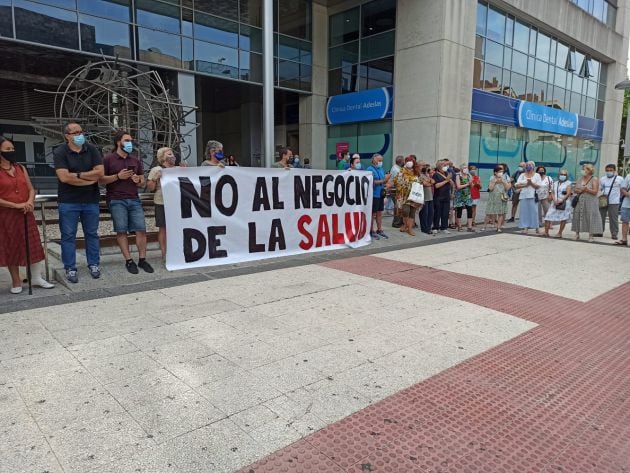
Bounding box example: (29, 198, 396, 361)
(1, 234, 628, 473)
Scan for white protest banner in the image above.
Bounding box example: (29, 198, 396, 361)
(161, 166, 373, 271)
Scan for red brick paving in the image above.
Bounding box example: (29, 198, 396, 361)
(240, 256, 630, 472)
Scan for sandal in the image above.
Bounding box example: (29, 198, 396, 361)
(407, 230, 416, 236)
(614, 240, 628, 246)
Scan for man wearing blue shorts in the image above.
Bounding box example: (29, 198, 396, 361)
(616, 172, 630, 246)
(101, 131, 154, 274)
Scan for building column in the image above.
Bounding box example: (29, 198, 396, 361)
(299, 1, 328, 169)
(263, 0, 275, 167)
(392, 0, 476, 164)
(177, 72, 198, 165)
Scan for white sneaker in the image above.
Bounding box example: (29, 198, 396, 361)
(10, 286, 23, 294)
(442, 229, 451, 234)
(32, 277, 55, 289)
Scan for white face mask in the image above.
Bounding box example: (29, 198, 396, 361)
(496, 172, 504, 178)
(405, 161, 414, 169)
(442, 166, 449, 172)
(461, 167, 468, 174)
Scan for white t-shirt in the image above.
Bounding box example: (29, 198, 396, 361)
(536, 175, 553, 199)
(390, 164, 401, 180)
(599, 175, 622, 205)
(621, 175, 630, 209)
(517, 172, 542, 200)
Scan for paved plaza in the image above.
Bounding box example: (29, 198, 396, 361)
(1, 232, 629, 472)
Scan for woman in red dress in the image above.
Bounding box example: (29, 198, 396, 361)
(0, 136, 54, 293)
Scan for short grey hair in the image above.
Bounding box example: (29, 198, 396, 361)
(372, 153, 383, 163)
(205, 139, 223, 157)
(395, 155, 404, 166)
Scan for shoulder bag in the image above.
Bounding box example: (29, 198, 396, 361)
(572, 177, 592, 208)
(555, 182, 566, 211)
(599, 177, 616, 208)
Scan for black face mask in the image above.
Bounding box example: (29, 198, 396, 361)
(1, 151, 18, 163)
(538, 170, 545, 175)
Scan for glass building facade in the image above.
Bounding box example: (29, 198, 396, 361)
(0, 0, 312, 92)
(325, 0, 396, 170)
(569, 0, 616, 27)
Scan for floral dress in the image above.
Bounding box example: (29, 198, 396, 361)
(486, 178, 508, 215)
(454, 174, 473, 208)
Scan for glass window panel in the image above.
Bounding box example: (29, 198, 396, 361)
(597, 100, 605, 119)
(278, 60, 300, 89)
(549, 38, 557, 65)
(240, 0, 261, 26)
(505, 16, 514, 47)
(529, 28, 537, 55)
(78, 0, 130, 22)
(473, 59, 484, 89)
(182, 36, 193, 69)
(483, 64, 502, 92)
(485, 40, 503, 67)
(606, 4, 615, 28)
(475, 36, 485, 60)
(138, 27, 182, 66)
(362, 0, 396, 37)
(598, 83, 607, 101)
(480, 122, 499, 166)
(486, 6, 505, 43)
(33, 0, 75, 8)
(194, 12, 238, 48)
(279, 35, 310, 63)
(329, 41, 358, 69)
(536, 32, 550, 61)
(79, 14, 131, 58)
(195, 0, 238, 21)
(589, 59, 600, 83)
(278, 0, 310, 40)
(361, 56, 394, 89)
(528, 57, 535, 77)
(476, 2, 486, 36)
(572, 75, 583, 93)
(512, 50, 527, 75)
(525, 76, 535, 101)
(239, 50, 262, 82)
(136, 0, 180, 34)
(328, 68, 343, 96)
(587, 80, 597, 98)
(556, 42, 569, 68)
(554, 66, 567, 87)
(510, 72, 526, 99)
(534, 59, 548, 81)
(569, 92, 581, 114)
(182, 8, 193, 36)
(14, 0, 79, 50)
(0, 0, 12, 38)
(239, 24, 262, 52)
(503, 47, 512, 70)
(361, 30, 395, 61)
(330, 6, 359, 46)
(575, 50, 585, 74)
(513, 20, 529, 53)
(592, 0, 604, 21)
(551, 87, 566, 110)
(599, 64, 607, 84)
(532, 80, 547, 103)
(469, 121, 482, 172)
(194, 40, 238, 78)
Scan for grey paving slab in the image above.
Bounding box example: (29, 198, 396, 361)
(263, 394, 330, 437)
(163, 353, 240, 388)
(0, 405, 42, 447)
(216, 339, 292, 370)
(126, 389, 227, 444)
(294, 343, 370, 377)
(82, 350, 163, 384)
(68, 335, 139, 365)
(143, 338, 215, 367)
(0, 348, 81, 383)
(152, 298, 243, 324)
(13, 366, 100, 405)
(0, 437, 64, 473)
(249, 355, 328, 394)
(247, 415, 303, 453)
(123, 324, 190, 351)
(228, 404, 281, 434)
(90, 445, 180, 473)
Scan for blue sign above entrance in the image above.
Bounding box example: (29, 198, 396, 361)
(326, 87, 393, 125)
(517, 101, 578, 136)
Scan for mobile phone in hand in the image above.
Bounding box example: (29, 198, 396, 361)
(127, 165, 135, 172)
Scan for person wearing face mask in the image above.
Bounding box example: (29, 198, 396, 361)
(0, 136, 55, 293)
(273, 147, 293, 169)
(598, 164, 622, 240)
(418, 162, 435, 235)
(454, 164, 475, 232)
(468, 165, 481, 226)
(508, 161, 527, 223)
(349, 156, 362, 171)
(367, 153, 391, 240)
(543, 169, 572, 238)
(535, 166, 553, 227)
(53, 121, 104, 284)
(483, 165, 511, 232)
(433, 160, 453, 233)
(337, 150, 350, 171)
(394, 156, 421, 236)
(514, 161, 542, 234)
(147, 147, 184, 260)
(571, 163, 602, 242)
(201, 140, 226, 167)
(101, 131, 154, 275)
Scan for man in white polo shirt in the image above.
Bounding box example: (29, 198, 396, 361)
(615, 170, 630, 246)
(598, 163, 623, 240)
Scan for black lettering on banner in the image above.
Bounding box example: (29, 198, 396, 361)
(294, 176, 310, 209)
(346, 175, 356, 206)
(355, 175, 364, 205)
(334, 175, 345, 207)
(322, 175, 334, 207)
(215, 175, 238, 216)
(271, 177, 285, 210)
(179, 177, 211, 219)
(252, 177, 271, 211)
(361, 176, 370, 204)
(268, 218, 286, 251)
(183, 228, 206, 262)
(311, 175, 323, 209)
(208, 226, 228, 259)
(248, 222, 265, 253)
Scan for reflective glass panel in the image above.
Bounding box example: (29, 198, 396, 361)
(278, 0, 310, 40)
(483, 64, 502, 91)
(505, 16, 514, 46)
(475, 36, 485, 59)
(555, 66, 569, 88)
(486, 6, 505, 43)
(138, 28, 182, 66)
(14, 0, 79, 50)
(361, 56, 394, 89)
(278, 59, 300, 89)
(362, 0, 396, 37)
(513, 21, 528, 53)
(473, 59, 484, 89)
(552, 86, 566, 110)
(329, 41, 359, 69)
(503, 47, 513, 70)
(240, 0, 261, 27)
(512, 50, 527, 75)
(330, 6, 359, 46)
(182, 36, 193, 69)
(529, 28, 536, 55)
(195, 0, 238, 21)
(194, 39, 238, 78)
(536, 32, 550, 61)
(194, 12, 238, 48)
(239, 50, 262, 82)
(361, 30, 395, 61)
(279, 35, 311, 63)
(556, 42, 568, 68)
(485, 40, 503, 67)
(510, 72, 526, 99)
(476, 2, 486, 35)
(534, 59, 548, 81)
(532, 80, 546, 103)
(239, 25, 262, 52)
(0, 0, 12, 38)
(586, 80, 597, 98)
(79, 14, 131, 58)
(136, 0, 180, 34)
(35, 0, 75, 8)
(182, 8, 193, 36)
(78, 0, 130, 22)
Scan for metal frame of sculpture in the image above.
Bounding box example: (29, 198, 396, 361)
(33, 59, 197, 170)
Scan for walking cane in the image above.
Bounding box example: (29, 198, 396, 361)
(24, 213, 32, 295)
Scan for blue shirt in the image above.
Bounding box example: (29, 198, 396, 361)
(368, 165, 385, 197)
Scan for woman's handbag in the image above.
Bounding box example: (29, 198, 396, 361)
(599, 177, 616, 208)
(572, 177, 593, 209)
(555, 183, 566, 210)
(407, 182, 425, 205)
(500, 193, 509, 202)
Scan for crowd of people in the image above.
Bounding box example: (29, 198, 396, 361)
(1, 122, 629, 294)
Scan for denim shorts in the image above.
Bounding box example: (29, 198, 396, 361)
(109, 198, 146, 233)
(621, 207, 630, 223)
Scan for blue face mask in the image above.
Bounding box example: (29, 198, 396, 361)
(122, 142, 133, 154)
(294, 157, 299, 163)
(377, 162, 383, 168)
(606, 172, 614, 178)
(354, 163, 362, 170)
(559, 175, 567, 182)
(214, 151, 225, 160)
(72, 134, 86, 146)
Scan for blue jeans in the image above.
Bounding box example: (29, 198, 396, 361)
(109, 199, 146, 233)
(420, 200, 434, 234)
(58, 202, 100, 270)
